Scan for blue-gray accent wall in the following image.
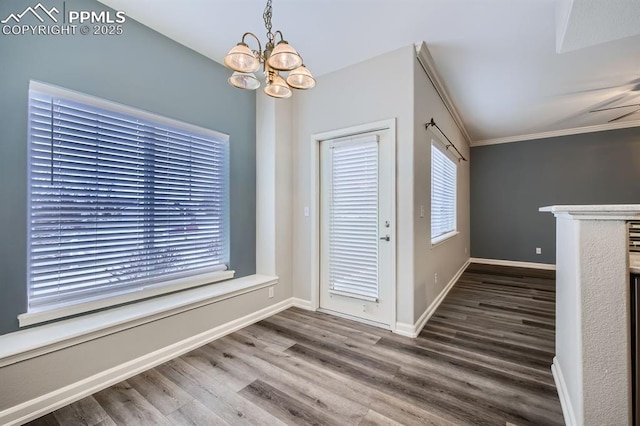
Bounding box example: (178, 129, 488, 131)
(0, 0, 256, 336)
(471, 127, 640, 264)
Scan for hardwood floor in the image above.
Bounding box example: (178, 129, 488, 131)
(26, 263, 563, 426)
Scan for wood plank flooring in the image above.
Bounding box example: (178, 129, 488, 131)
(26, 263, 563, 425)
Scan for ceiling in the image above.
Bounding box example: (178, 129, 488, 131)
(97, 0, 640, 145)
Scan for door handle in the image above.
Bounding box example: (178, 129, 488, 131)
(380, 235, 390, 241)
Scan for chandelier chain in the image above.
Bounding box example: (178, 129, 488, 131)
(263, 0, 274, 43)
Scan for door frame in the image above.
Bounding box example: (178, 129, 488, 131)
(308, 118, 396, 331)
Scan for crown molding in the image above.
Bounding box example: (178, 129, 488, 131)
(415, 42, 472, 146)
(472, 118, 640, 147)
(416, 43, 640, 149)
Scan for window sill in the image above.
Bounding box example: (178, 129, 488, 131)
(19, 269, 235, 328)
(0, 274, 278, 368)
(431, 231, 459, 247)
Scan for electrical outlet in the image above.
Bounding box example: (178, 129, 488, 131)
(420, 205, 425, 218)
(536, 247, 541, 255)
(435, 273, 438, 284)
(268, 287, 274, 298)
(465, 247, 468, 253)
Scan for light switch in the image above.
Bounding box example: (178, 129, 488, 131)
(304, 206, 310, 217)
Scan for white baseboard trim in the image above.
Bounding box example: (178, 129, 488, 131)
(470, 257, 556, 271)
(393, 322, 416, 338)
(0, 298, 294, 426)
(394, 259, 470, 338)
(291, 297, 315, 311)
(552, 356, 577, 426)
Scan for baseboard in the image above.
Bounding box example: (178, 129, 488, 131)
(470, 257, 556, 270)
(291, 297, 315, 311)
(0, 298, 294, 426)
(552, 356, 578, 426)
(394, 259, 470, 338)
(393, 322, 416, 338)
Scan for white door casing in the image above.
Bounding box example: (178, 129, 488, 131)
(318, 125, 394, 327)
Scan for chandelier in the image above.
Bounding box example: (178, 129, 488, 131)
(223, 0, 316, 98)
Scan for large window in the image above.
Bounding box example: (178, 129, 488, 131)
(27, 81, 230, 318)
(431, 139, 457, 244)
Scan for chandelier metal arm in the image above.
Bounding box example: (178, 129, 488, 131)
(272, 30, 285, 43)
(240, 32, 263, 59)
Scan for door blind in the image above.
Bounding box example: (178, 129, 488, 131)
(328, 136, 379, 300)
(27, 83, 229, 312)
(431, 142, 457, 241)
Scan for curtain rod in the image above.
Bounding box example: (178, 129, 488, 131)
(425, 118, 467, 162)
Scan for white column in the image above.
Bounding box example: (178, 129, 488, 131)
(256, 94, 293, 295)
(540, 205, 639, 426)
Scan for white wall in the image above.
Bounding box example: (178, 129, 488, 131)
(413, 54, 471, 323)
(554, 217, 583, 425)
(291, 44, 471, 328)
(256, 93, 294, 296)
(292, 45, 416, 325)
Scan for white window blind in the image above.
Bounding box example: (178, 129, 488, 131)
(431, 141, 457, 242)
(27, 82, 229, 313)
(328, 136, 379, 301)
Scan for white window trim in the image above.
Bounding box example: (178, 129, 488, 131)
(432, 136, 460, 163)
(29, 80, 228, 139)
(1, 274, 277, 368)
(431, 230, 460, 247)
(25, 80, 231, 321)
(18, 269, 235, 327)
(430, 137, 458, 244)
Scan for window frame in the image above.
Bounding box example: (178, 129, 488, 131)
(21, 81, 233, 327)
(430, 136, 458, 246)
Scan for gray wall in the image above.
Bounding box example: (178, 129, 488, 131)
(0, 0, 256, 336)
(471, 127, 640, 263)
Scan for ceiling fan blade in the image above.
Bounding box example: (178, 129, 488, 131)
(591, 103, 640, 113)
(609, 108, 640, 122)
(571, 77, 640, 96)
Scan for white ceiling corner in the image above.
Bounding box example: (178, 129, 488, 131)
(557, 0, 640, 53)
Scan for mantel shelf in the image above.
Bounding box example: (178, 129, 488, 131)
(540, 204, 640, 220)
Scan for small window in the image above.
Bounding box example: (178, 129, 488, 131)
(27, 81, 230, 316)
(431, 140, 457, 244)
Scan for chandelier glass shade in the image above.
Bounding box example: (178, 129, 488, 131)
(268, 41, 302, 71)
(223, 0, 315, 98)
(264, 74, 292, 98)
(286, 65, 316, 89)
(228, 71, 261, 90)
(224, 43, 260, 73)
